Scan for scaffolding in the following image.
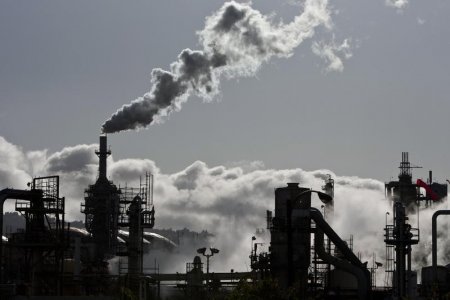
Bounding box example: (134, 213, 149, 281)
(10, 176, 68, 295)
(118, 173, 154, 228)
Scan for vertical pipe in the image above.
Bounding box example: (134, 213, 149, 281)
(206, 255, 210, 284)
(395, 202, 406, 298)
(286, 199, 293, 287)
(432, 210, 450, 281)
(0, 197, 4, 284)
(97, 135, 109, 179)
(74, 237, 81, 280)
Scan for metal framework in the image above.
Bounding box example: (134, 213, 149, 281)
(9, 176, 67, 295)
(384, 202, 419, 298)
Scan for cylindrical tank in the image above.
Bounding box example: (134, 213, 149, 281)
(271, 183, 311, 290)
(421, 266, 448, 286)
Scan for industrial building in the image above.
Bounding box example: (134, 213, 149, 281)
(1, 141, 450, 299)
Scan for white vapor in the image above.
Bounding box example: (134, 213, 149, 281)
(312, 38, 352, 72)
(0, 136, 447, 280)
(385, 0, 408, 10)
(102, 0, 332, 133)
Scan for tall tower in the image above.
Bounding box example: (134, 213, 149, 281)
(384, 202, 419, 298)
(81, 135, 121, 262)
(385, 152, 421, 212)
(269, 183, 312, 291)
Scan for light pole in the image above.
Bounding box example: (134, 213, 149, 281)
(197, 247, 220, 285)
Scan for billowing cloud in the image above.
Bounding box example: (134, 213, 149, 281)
(312, 38, 352, 72)
(0, 137, 33, 201)
(109, 159, 159, 184)
(45, 144, 98, 173)
(0, 136, 446, 277)
(385, 0, 408, 10)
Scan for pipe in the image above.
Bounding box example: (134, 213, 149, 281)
(96, 134, 110, 180)
(310, 208, 364, 267)
(74, 237, 81, 280)
(432, 210, 450, 281)
(310, 208, 370, 300)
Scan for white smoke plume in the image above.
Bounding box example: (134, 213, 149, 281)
(102, 0, 332, 133)
(312, 38, 352, 72)
(0, 136, 448, 280)
(385, 0, 408, 10)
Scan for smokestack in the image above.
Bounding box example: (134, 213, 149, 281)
(96, 134, 111, 179)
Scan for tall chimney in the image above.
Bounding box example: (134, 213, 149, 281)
(96, 134, 111, 179)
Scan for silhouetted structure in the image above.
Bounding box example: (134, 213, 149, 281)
(385, 152, 447, 213)
(384, 201, 419, 298)
(81, 135, 121, 262)
(0, 176, 68, 296)
(2, 147, 450, 299)
(266, 183, 370, 299)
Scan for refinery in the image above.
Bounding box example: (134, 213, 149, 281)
(0, 135, 449, 299)
(2, 0, 450, 299)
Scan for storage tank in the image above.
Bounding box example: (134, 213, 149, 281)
(329, 269, 358, 290)
(421, 266, 448, 287)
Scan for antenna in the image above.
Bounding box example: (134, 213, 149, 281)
(399, 152, 422, 177)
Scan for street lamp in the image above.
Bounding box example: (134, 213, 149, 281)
(197, 247, 220, 285)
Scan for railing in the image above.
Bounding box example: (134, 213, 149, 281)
(384, 224, 419, 244)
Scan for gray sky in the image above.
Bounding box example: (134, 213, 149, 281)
(1, 0, 450, 182)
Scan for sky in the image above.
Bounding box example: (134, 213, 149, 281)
(1, 0, 450, 275)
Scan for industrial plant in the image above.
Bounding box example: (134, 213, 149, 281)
(1, 136, 449, 299)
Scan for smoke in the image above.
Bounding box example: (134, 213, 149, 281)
(0, 137, 35, 212)
(45, 144, 98, 173)
(385, 0, 408, 10)
(102, 0, 332, 133)
(312, 38, 352, 72)
(1, 136, 448, 280)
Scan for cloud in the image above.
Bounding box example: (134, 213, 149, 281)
(312, 38, 352, 72)
(417, 18, 426, 25)
(45, 144, 98, 173)
(0, 137, 33, 193)
(109, 158, 159, 184)
(385, 0, 408, 10)
(0, 136, 446, 277)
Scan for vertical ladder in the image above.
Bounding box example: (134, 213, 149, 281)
(384, 245, 395, 287)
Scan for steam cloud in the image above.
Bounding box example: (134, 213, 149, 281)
(1, 136, 448, 280)
(102, 0, 332, 133)
(312, 38, 352, 72)
(385, 0, 409, 10)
